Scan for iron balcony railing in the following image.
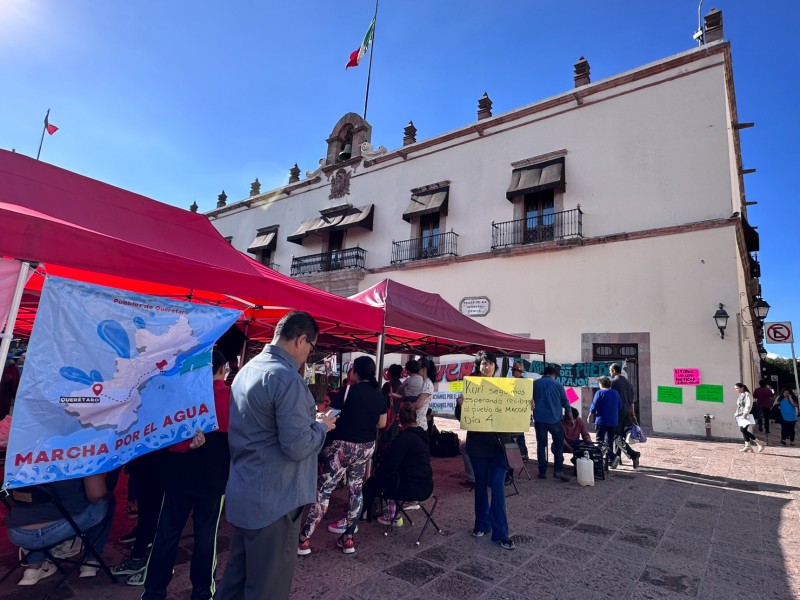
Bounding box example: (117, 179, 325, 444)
(491, 207, 583, 249)
(391, 231, 459, 264)
(291, 247, 367, 276)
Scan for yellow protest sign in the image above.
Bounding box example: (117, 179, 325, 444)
(460, 376, 533, 432)
(449, 381, 463, 393)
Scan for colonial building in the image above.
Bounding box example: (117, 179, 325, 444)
(205, 10, 764, 438)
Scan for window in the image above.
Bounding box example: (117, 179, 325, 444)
(419, 213, 440, 258)
(254, 248, 273, 267)
(327, 230, 345, 270)
(524, 190, 555, 243)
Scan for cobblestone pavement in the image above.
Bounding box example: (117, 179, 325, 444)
(2, 421, 799, 599)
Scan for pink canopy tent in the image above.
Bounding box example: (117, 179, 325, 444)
(346, 279, 546, 357)
(0, 149, 384, 348)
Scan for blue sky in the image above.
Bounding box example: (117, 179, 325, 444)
(2, 1, 798, 355)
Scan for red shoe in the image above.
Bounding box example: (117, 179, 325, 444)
(337, 536, 355, 555)
(297, 539, 311, 556)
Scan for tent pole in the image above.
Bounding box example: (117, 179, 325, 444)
(238, 321, 249, 369)
(375, 331, 386, 384)
(0, 261, 32, 364)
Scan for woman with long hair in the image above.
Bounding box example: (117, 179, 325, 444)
(734, 382, 764, 453)
(465, 350, 515, 550)
(779, 388, 799, 446)
(298, 356, 387, 555)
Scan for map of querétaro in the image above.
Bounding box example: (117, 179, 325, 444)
(3, 277, 240, 490)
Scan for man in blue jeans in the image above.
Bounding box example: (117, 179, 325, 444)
(533, 366, 573, 481)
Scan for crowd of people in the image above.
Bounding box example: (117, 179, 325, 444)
(3, 312, 798, 600)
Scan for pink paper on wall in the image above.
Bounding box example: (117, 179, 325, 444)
(673, 368, 700, 385)
(565, 387, 580, 404)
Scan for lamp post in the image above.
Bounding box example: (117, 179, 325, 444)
(713, 304, 729, 339)
(753, 298, 771, 321)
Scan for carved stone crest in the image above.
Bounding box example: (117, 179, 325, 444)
(329, 168, 351, 200)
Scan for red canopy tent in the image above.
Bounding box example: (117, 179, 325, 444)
(345, 279, 546, 357)
(0, 149, 384, 346)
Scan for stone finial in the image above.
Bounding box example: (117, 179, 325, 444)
(250, 178, 261, 197)
(574, 56, 591, 87)
(477, 92, 493, 120)
(289, 163, 301, 183)
(189, 201, 198, 213)
(216, 190, 227, 208)
(703, 8, 723, 43)
(403, 121, 417, 146)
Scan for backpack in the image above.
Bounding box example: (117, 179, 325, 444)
(770, 403, 783, 423)
(750, 402, 763, 421)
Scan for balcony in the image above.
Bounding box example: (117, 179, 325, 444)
(291, 247, 366, 276)
(491, 207, 583, 249)
(391, 231, 459, 264)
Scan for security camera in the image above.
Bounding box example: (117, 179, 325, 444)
(692, 29, 704, 42)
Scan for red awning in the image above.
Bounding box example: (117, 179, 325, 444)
(0, 150, 384, 340)
(348, 279, 546, 357)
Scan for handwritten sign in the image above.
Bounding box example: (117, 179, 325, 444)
(460, 376, 533, 432)
(673, 368, 700, 386)
(696, 384, 724, 403)
(657, 386, 683, 404)
(430, 392, 459, 416)
(526, 360, 614, 387)
(449, 381, 464, 393)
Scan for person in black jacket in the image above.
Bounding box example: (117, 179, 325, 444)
(362, 404, 433, 525)
(140, 350, 231, 600)
(465, 351, 515, 550)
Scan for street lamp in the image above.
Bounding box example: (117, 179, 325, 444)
(753, 297, 771, 321)
(758, 346, 768, 361)
(713, 303, 729, 339)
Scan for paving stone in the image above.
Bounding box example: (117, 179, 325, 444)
(639, 564, 701, 596)
(497, 572, 562, 597)
(350, 573, 418, 599)
(456, 556, 513, 584)
(385, 557, 446, 587)
(427, 571, 490, 600)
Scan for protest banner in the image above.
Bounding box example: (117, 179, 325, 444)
(673, 368, 701, 385)
(4, 277, 240, 489)
(430, 391, 459, 416)
(525, 360, 614, 387)
(460, 376, 533, 432)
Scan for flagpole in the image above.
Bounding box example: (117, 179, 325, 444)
(36, 109, 50, 161)
(363, 0, 379, 121)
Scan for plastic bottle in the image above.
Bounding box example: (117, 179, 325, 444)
(576, 451, 595, 487)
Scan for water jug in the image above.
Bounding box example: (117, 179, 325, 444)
(576, 452, 595, 487)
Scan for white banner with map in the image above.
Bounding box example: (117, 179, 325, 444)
(3, 277, 240, 489)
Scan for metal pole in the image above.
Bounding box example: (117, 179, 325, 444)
(238, 321, 249, 369)
(362, 0, 379, 121)
(0, 261, 32, 366)
(36, 109, 49, 161)
(375, 332, 386, 384)
(791, 340, 800, 394)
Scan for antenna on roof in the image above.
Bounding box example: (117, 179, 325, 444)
(693, 0, 705, 45)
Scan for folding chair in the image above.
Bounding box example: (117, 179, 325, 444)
(1, 484, 115, 598)
(382, 495, 443, 546)
(504, 442, 531, 481)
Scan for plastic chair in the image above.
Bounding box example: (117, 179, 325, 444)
(504, 442, 531, 481)
(382, 495, 443, 546)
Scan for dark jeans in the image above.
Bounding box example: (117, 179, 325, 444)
(142, 493, 225, 600)
(469, 454, 509, 542)
(129, 454, 165, 559)
(362, 474, 433, 521)
(781, 420, 797, 442)
(615, 426, 638, 459)
(740, 426, 757, 442)
(535, 421, 564, 475)
(595, 426, 616, 465)
(511, 433, 528, 459)
(758, 412, 771, 434)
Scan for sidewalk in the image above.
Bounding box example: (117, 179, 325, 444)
(2, 424, 798, 600)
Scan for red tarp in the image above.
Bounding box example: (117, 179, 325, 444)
(0, 149, 384, 339)
(347, 279, 546, 357)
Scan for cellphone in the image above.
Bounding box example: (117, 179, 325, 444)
(325, 409, 341, 418)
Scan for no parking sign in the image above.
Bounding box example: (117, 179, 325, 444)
(765, 322, 794, 344)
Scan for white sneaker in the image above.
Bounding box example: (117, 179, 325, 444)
(79, 564, 99, 578)
(52, 537, 83, 559)
(403, 502, 421, 510)
(18, 561, 56, 586)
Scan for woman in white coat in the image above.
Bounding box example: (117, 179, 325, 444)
(734, 383, 764, 453)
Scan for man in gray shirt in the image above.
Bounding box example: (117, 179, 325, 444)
(217, 311, 336, 600)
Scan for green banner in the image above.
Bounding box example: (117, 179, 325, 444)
(696, 384, 724, 403)
(657, 386, 683, 404)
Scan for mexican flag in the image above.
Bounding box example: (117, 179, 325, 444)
(346, 18, 375, 69)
